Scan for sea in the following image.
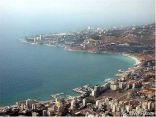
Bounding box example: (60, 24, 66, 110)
(0, 20, 136, 106)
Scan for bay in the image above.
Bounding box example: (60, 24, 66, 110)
(0, 38, 135, 105)
(0, 16, 135, 106)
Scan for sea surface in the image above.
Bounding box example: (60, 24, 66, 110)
(0, 22, 135, 106)
(0, 41, 135, 106)
(0, 0, 154, 107)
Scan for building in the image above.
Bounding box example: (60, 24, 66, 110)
(110, 83, 119, 91)
(95, 100, 100, 107)
(55, 97, 65, 112)
(42, 110, 47, 116)
(32, 112, 39, 116)
(39, 34, 43, 40)
(82, 98, 87, 107)
(70, 98, 77, 110)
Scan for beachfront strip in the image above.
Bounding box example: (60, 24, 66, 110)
(0, 24, 155, 116)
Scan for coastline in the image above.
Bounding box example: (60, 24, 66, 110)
(60, 47, 142, 86)
(64, 48, 142, 83)
(65, 47, 141, 66)
(22, 40, 141, 67)
(1, 22, 154, 115)
(2, 42, 141, 107)
(121, 53, 141, 65)
(22, 41, 142, 66)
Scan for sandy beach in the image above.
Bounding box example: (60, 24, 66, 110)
(122, 53, 141, 65)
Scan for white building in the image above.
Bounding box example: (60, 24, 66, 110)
(110, 84, 118, 91)
(83, 98, 87, 106)
(71, 98, 77, 110)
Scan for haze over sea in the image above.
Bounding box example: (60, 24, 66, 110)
(0, 0, 154, 106)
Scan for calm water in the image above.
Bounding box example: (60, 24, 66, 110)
(0, 17, 134, 106)
(1, 0, 154, 107)
(0, 35, 135, 106)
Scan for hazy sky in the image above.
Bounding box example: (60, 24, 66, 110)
(0, 0, 155, 32)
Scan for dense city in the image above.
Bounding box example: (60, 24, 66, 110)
(0, 23, 155, 116)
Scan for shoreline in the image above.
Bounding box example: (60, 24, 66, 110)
(122, 53, 141, 65)
(65, 47, 141, 66)
(1, 42, 141, 107)
(22, 40, 142, 67)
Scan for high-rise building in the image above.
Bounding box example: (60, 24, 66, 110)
(82, 98, 87, 107)
(70, 98, 77, 110)
(39, 34, 43, 40)
(26, 99, 32, 109)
